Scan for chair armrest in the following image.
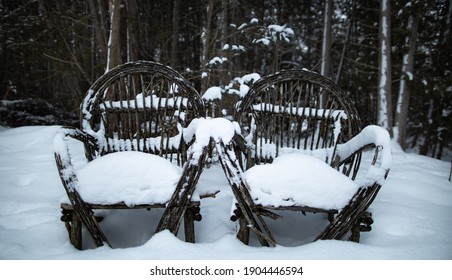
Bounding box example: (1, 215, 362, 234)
(53, 126, 110, 247)
(53, 127, 99, 190)
(54, 126, 99, 162)
(232, 132, 256, 170)
(335, 125, 392, 187)
(315, 126, 391, 241)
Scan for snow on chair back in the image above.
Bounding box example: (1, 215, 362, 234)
(235, 70, 362, 179)
(81, 61, 205, 165)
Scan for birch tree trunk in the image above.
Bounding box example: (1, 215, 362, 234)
(395, 13, 419, 149)
(377, 0, 393, 133)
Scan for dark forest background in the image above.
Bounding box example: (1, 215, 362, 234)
(1, 0, 451, 159)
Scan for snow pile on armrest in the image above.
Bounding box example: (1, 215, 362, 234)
(336, 125, 392, 185)
(184, 117, 241, 161)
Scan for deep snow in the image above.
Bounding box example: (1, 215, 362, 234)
(0, 125, 451, 260)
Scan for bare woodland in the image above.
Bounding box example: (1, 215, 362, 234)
(1, 0, 451, 159)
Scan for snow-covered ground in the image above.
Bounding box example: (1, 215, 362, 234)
(0, 125, 451, 261)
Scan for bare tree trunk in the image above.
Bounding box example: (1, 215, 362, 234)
(171, 0, 180, 69)
(319, 0, 333, 108)
(395, 13, 419, 149)
(88, 0, 107, 58)
(38, 0, 89, 108)
(335, 19, 352, 84)
(126, 0, 140, 62)
(321, 0, 333, 79)
(219, 0, 229, 84)
(438, 0, 452, 46)
(377, 0, 393, 134)
(200, 0, 215, 94)
(420, 99, 434, 155)
(106, 0, 122, 72)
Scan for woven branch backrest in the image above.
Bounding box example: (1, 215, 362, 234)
(236, 70, 362, 178)
(81, 61, 205, 166)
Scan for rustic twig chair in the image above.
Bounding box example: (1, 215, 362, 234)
(232, 70, 392, 244)
(54, 61, 208, 249)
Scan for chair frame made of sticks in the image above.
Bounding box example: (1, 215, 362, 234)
(232, 70, 390, 244)
(54, 61, 207, 249)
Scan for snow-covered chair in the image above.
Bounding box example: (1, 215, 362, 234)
(54, 61, 209, 249)
(232, 70, 392, 244)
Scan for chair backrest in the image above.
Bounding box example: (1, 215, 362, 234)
(81, 61, 205, 166)
(235, 70, 362, 179)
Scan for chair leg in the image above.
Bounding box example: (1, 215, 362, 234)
(350, 223, 360, 242)
(184, 207, 196, 243)
(327, 212, 335, 223)
(70, 211, 83, 250)
(349, 211, 374, 242)
(237, 216, 250, 245)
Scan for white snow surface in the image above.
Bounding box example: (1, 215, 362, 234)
(192, 117, 236, 145)
(268, 24, 294, 42)
(101, 93, 187, 110)
(75, 151, 183, 206)
(1, 125, 452, 259)
(208, 56, 227, 65)
(226, 73, 260, 97)
(246, 154, 359, 209)
(184, 118, 239, 156)
(247, 125, 392, 209)
(202, 86, 222, 101)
